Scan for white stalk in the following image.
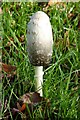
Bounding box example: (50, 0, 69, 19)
(34, 66, 44, 96)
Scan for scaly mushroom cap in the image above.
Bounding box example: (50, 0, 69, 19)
(27, 11, 53, 66)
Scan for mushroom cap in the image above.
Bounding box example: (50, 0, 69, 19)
(27, 11, 53, 66)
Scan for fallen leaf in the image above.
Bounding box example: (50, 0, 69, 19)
(19, 35, 25, 42)
(68, 13, 74, 19)
(4, 92, 51, 119)
(17, 102, 22, 111)
(43, 1, 64, 11)
(0, 62, 16, 73)
(31, 92, 42, 103)
(7, 37, 14, 46)
(20, 92, 42, 104)
(17, 92, 50, 113)
(20, 103, 26, 112)
(48, 0, 54, 6)
(12, 108, 19, 114)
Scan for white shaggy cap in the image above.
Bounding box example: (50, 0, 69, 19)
(27, 11, 53, 66)
(31, 11, 49, 21)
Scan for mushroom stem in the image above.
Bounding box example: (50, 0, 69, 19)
(34, 66, 44, 96)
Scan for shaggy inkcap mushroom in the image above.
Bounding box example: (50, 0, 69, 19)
(27, 11, 53, 66)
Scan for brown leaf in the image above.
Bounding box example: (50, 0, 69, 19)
(7, 37, 14, 46)
(12, 108, 19, 115)
(44, 1, 64, 11)
(17, 92, 42, 112)
(1, 62, 16, 83)
(18, 92, 50, 113)
(17, 102, 22, 111)
(68, 13, 74, 19)
(19, 35, 25, 42)
(48, 0, 54, 6)
(20, 92, 42, 104)
(20, 93, 32, 104)
(4, 92, 51, 119)
(31, 92, 42, 103)
(20, 103, 26, 112)
(43, 0, 54, 10)
(0, 62, 16, 73)
(48, 0, 65, 7)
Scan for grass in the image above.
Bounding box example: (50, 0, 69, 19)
(1, 2, 80, 119)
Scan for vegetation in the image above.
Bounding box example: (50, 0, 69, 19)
(1, 2, 80, 119)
